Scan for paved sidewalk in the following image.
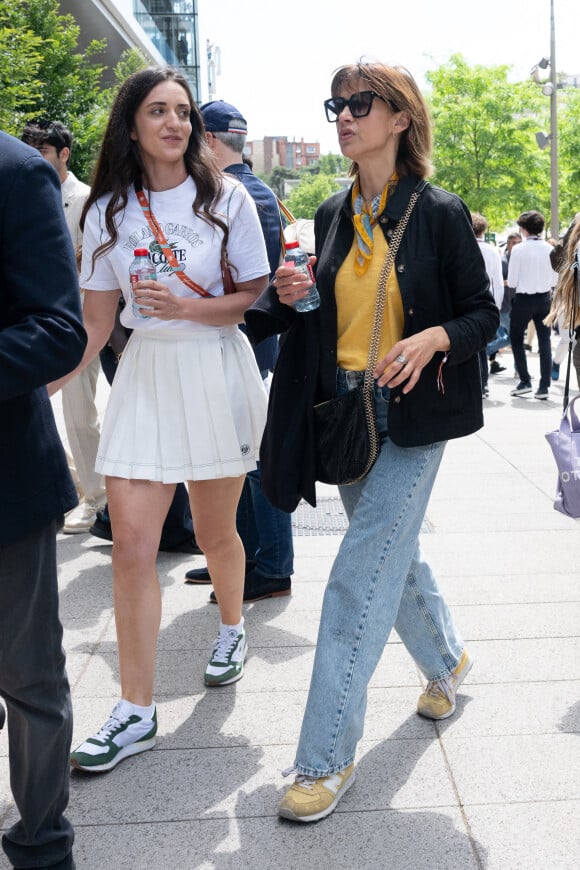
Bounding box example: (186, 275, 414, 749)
(1, 348, 579, 869)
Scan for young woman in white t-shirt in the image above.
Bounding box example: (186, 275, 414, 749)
(50, 67, 270, 773)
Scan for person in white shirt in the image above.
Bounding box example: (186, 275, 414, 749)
(21, 121, 107, 530)
(508, 210, 558, 399)
(471, 213, 504, 396)
(48, 68, 270, 773)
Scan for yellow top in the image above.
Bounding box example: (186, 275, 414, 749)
(336, 224, 404, 371)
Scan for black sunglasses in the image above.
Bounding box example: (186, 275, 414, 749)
(323, 90, 399, 123)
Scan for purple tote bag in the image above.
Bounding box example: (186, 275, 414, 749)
(545, 394, 580, 518)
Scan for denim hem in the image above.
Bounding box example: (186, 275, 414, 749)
(423, 648, 464, 682)
(294, 756, 355, 779)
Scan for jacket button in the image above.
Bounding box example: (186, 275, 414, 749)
(393, 395, 401, 404)
(379, 215, 388, 224)
(397, 264, 405, 273)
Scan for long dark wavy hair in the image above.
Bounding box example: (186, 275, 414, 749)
(81, 67, 226, 271)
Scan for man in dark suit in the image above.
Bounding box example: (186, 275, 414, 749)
(0, 131, 87, 869)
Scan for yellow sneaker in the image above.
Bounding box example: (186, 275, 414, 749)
(278, 763, 355, 822)
(417, 650, 473, 720)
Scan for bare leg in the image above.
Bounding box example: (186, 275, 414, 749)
(106, 477, 176, 706)
(188, 476, 246, 625)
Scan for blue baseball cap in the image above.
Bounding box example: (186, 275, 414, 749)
(200, 100, 247, 134)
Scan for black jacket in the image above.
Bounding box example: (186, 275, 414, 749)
(246, 175, 498, 512)
(0, 133, 87, 544)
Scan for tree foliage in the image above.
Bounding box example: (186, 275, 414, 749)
(284, 174, 342, 220)
(262, 166, 300, 199)
(0, 0, 147, 182)
(558, 87, 580, 222)
(0, 4, 44, 130)
(427, 54, 551, 231)
(309, 153, 351, 176)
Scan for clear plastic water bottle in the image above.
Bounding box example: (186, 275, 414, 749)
(284, 240, 320, 312)
(129, 248, 156, 319)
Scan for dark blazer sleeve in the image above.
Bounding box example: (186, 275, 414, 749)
(0, 147, 87, 400)
(0, 134, 87, 543)
(244, 281, 297, 345)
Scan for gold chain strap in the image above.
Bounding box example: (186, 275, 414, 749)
(356, 189, 422, 480)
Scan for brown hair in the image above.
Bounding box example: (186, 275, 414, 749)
(471, 213, 488, 237)
(330, 61, 433, 179)
(546, 220, 580, 328)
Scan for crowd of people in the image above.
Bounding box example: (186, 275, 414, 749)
(473, 210, 580, 402)
(1, 58, 579, 866)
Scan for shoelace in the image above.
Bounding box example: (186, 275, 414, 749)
(94, 703, 127, 740)
(281, 766, 316, 788)
(423, 674, 455, 703)
(211, 629, 240, 664)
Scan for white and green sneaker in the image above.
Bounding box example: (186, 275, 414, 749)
(70, 701, 157, 772)
(204, 626, 247, 686)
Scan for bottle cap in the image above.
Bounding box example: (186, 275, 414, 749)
(285, 241, 300, 250)
(134, 248, 149, 256)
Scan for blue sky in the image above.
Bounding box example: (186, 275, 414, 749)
(197, 0, 578, 154)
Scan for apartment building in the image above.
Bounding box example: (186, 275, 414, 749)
(246, 136, 321, 176)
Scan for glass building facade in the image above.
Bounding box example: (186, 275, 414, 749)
(134, 2, 200, 100)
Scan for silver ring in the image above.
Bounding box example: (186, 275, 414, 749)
(396, 354, 407, 365)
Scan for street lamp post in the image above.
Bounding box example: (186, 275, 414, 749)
(548, 0, 559, 238)
(531, 0, 559, 238)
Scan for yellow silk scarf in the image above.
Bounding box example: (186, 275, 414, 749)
(351, 172, 399, 276)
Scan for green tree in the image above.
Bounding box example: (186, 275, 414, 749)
(558, 86, 580, 224)
(284, 174, 342, 220)
(310, 153, 350, 176)
(0, 4, 44, 129)
(427, 54, 549, 230)
(0, 0, 148, 182)
(263, 166, 300, 199)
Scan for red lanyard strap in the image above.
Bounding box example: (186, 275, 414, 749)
(134, 179, 214, 298)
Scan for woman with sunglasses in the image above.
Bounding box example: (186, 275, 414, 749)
(246, 62, 498, 821)
(49, 67, 270, 772)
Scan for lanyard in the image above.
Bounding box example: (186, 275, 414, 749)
(134, 179, 214, 298)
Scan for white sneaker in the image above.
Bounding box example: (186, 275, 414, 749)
(70, 701, 157, 772)
(63, 497, 106, 534)
(204, 626, 247, 686)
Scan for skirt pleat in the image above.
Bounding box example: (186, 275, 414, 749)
(96, 326, 268, 482)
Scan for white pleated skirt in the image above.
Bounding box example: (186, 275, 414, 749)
(96, 326, 268, 483)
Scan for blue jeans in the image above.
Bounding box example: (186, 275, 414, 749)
(236, 464, 294, 578)
(294, 369, 463, 777)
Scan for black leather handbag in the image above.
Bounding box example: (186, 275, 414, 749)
(312, 187, 422, 485)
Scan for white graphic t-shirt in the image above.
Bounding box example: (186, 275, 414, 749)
(80, 175, 269, 333)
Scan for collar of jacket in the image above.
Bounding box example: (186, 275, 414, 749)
(338, 173, 426, 223)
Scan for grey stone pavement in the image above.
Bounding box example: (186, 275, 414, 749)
(1, 344, 580, 869)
